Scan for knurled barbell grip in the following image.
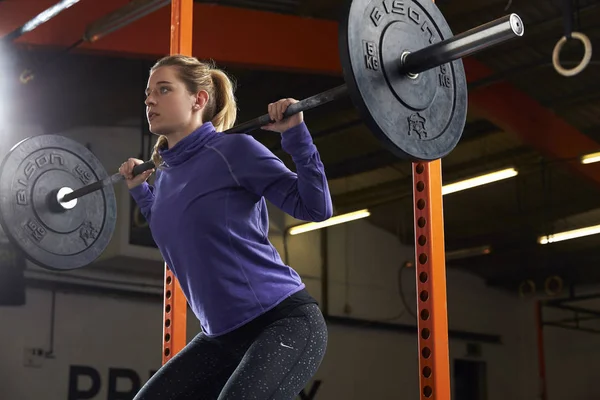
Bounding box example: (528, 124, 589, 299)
(226, 85, 350, 134)
(132, 161, 156, 176)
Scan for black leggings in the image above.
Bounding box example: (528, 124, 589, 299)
(134, 303, 328, 400)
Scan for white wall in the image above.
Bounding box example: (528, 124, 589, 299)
(1, 124, 600, 399)
(0, 288, 163, 400)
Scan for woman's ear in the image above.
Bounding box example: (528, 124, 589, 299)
(194, 90, 209, 111)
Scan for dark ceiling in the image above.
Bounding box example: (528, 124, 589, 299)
(1, 0, 599, 296)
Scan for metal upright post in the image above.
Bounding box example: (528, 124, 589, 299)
(413, 159, 451, 399)
(162, 0, 193, 365)
(536, 301, 548, 400)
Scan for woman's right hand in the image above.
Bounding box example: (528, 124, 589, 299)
(119, 158, 155, 189)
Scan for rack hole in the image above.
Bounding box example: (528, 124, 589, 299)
(423, 366, 432, 378)
(422, 347, 431, 358)
(423, 386, 433, 397)
(421, 328, 431, 339)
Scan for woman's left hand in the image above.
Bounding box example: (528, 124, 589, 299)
(261, 98, 303, 133)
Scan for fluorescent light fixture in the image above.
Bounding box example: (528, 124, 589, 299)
(581, 152, 600, 165)
(442, 167, 518, 195)
(538, 224, 600, 244)
(288, 209, 370, 235)
(23, 0, 81, 34)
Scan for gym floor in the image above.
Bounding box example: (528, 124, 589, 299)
(0, 0, 599, 399)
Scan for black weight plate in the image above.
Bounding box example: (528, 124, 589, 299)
(339, 0, 468, 161)
(0, 135, 117, 270)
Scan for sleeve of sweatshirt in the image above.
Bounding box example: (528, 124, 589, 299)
(231, 121, 333, 222)
(129, 182, 155, 223)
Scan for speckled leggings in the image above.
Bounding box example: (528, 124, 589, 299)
(134, 303, 327, 399)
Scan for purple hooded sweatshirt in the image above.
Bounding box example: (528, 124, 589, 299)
(129, 121, 332, 336)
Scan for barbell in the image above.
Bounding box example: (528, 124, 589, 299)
(0, 0, 524, 271)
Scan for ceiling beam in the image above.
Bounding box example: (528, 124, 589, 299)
(7, 1, 499, 81)
(8, 1, 342, 75)
(467, 59, 600, 189)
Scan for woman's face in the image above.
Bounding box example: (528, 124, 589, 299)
(144, 66, 198, 136)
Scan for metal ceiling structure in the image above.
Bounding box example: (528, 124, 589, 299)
(1, 0, 599, 296)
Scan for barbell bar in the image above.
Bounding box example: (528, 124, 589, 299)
(60, 12, 524, 205)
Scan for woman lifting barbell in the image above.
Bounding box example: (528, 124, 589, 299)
(118, 54, 332, 399)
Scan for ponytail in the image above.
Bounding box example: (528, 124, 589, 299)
(151, 135, 168, 167)
(208, 69, 237, 132)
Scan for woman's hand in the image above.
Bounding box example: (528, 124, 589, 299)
(119, 158, 155, 189)
(261, 98, 303, 133)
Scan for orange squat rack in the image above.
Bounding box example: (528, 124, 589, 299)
(413, 160, 451, 399)
(162, 0, 452, 398)
(162, 0, 192, 365)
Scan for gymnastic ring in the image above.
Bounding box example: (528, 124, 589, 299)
(552, 32, 593, 77)
(19, 69, 34, 84)
(544, 275, 563, 296)
(518, 279, 536, 298)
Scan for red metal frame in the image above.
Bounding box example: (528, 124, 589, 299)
(536, 301, 548, 400)
(413, 159, 451, 399)
(162, 0, 193, 365)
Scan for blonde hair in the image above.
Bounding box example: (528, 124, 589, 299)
(149, 55, 237, 166)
